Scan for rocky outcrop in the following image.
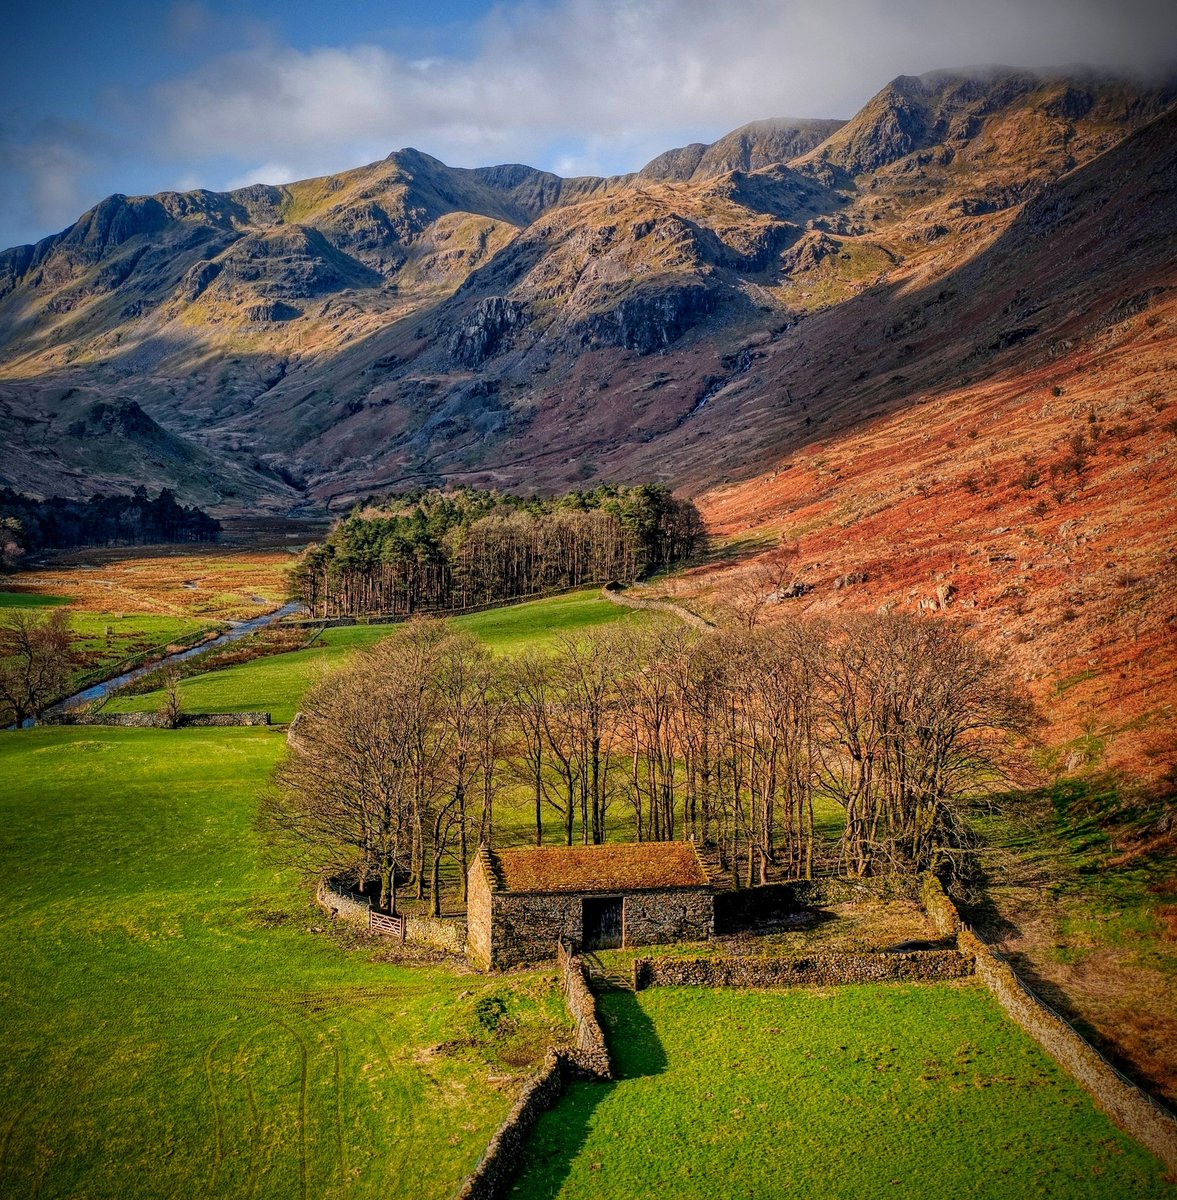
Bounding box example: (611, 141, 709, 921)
(780, 230, 841, 274)
(246, 300, 301, 322)
(574, 281, 718, 354)
(448, 296, 529, 367)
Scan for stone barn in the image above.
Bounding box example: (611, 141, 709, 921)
(466, 841, 716, 970)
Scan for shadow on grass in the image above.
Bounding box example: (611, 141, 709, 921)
(509, 989, 666, 1200)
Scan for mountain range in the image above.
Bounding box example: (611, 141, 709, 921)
(2, 66, 1174, 513)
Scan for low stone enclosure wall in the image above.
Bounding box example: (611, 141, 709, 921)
(314, 880, 468, 955)
(47, 710, 271, 728)
(455, 944, 612, 1200)
(921, 875, 1177, 1173)
(601, 582, 713, 630)
(713, 874, 922, 934)
(556, 940, 613, 1079)
(633, 948, 973, 991)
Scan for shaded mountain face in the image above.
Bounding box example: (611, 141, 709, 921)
(0, 67, 1173, 511)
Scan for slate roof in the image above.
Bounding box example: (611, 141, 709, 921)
(488, 842, 712, 895)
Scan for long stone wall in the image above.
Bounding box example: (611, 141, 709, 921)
(633, 949, 973, 991)
(556, 941, 612, 1080)
(47, 711, 271, 728)
(456, 946, 615, 1198)
(455, 1051, 570, 1200)
(920, 875, 1177, 1173)
(601, 583, 713, 629)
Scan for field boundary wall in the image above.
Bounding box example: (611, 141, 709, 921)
(314, 880, 469, 954)
(920, 873, 1177, 1172)
(455, 940, 614, 1198)
(601, 582, 713, 629)
(632, 948, 972, 990)
(46, 711, 271, 728)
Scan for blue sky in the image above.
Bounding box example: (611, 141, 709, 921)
(3, 0, 1175, 250)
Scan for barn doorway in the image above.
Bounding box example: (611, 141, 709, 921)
(582, 896, 623, 950)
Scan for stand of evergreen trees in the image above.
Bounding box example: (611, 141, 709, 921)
(291, 485, 704, 617)
(0, 487, 220, 560)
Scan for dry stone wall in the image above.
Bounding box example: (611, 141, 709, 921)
(633, 949, 973, 990)
(316, 879, 370, 924)
(601, 583, 713, 629)
(48, 711, 271, 728)
(454, 1051, 568, 1200)
(456, 946, 615, 1198)
(556, 941, 612, 1080)
(404, 914, 467, 956)
(315, 881, 467, 953)
(920, 874, 1177, 1173)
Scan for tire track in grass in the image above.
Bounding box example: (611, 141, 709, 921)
(0, 1100, 31, 1191)
(339, 1008, 420, 1193)
(274, 1018, 310, 1200)
(202, 1030, 232, 1192)
(26, 1115, 52, 1200)
(286, 1001, 349, 1192)
(239, 1031, 265, 1200)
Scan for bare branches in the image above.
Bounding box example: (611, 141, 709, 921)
(0, 607, 75, 725)
(267, 608, 1039, 915)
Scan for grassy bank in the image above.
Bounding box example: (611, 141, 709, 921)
(0, 726, 569, 1200)
(514, 984, 1173, 1199)
(103, 589, 635, 723)
(0, 588, 642, 1197)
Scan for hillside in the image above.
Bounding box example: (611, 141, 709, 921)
(0, 67, 1172, 512)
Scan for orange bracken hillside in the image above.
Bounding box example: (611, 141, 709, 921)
(664, 296, 1176, 780)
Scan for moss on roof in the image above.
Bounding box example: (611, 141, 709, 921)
(489, 842, 711, 894)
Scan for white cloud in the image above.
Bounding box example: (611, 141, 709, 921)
(144, 0, 1177, 189)
(4, 0, 1175, 247)
(223, 162, 298, 191)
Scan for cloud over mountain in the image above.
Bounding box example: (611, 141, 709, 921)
(4, 0, 1176, 249)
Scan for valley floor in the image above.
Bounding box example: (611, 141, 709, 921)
(1, 572, 1173, 1197)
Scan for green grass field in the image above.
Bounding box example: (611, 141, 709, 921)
(104, 590, 636, 723)
(4, 584, 1172, 1198)
(513, 984, 1172, 1199)
(0, 726, 569, 1200)
(0, 589, 638, 1197)
(0, 590, 73, 606)
(1, 598, 217, 695)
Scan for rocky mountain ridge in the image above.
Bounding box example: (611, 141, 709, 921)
(0, 66, 1173, 510)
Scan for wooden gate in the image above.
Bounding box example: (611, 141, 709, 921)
(582, 896, 623, 950)
(370, 910, 406, 940)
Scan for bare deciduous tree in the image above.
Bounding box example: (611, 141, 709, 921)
(0, 608, 75, 725)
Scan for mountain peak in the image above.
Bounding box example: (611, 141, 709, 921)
(640, 117, 846, 182)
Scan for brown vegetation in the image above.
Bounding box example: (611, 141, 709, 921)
(5, 543, 295, 621)
(266, 612, 1035, 914)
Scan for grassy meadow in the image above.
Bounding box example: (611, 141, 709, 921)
(2, 567, 1173, 1198)
(1, 544, 299, 697)
(0, 733, 568, 1200)
(103, 590, 635, 724)
(513, 984, 1173, 1199)
(0, 588, 637, 1198)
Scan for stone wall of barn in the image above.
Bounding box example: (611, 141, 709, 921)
(466, 851, 497, 971)
(485, 887, 714, 969)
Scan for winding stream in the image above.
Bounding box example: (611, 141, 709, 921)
(42, 600, 306, 719)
